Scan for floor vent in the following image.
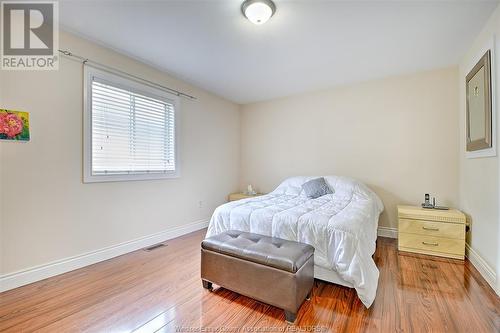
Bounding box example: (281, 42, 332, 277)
(143, 243, 167, 252)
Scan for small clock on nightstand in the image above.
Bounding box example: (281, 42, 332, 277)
(397, 205, 466, 260)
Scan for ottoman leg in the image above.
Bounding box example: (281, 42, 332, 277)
(284, 311, 296, 324)
(202, 280, 212, 291)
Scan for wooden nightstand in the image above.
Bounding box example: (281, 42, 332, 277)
(228, 193, 263, 202)
(397, 205, 466, 260)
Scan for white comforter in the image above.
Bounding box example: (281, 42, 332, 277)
(206, 176, 384, 308)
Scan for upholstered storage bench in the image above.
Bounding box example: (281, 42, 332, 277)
(201, 230, 314, 323)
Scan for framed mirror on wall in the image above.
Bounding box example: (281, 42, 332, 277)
(466, 50, 493, 153)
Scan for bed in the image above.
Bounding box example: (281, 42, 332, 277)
(206, 176, 384, 308)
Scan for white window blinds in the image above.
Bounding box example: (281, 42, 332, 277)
(85, 67, 178, 182)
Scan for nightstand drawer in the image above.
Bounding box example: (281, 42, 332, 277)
(399, 233, 465, 257)
(399, 218, 465, 239)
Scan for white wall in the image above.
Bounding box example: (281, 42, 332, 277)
(458, 4, 500, 287)
(0, 31, 240, 275)
(240, 68, 460, 229)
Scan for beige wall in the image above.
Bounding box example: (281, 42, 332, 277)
(0, 71, 4, 275)
(240, 68, 460, 229)
(458, 5, 500, 276)
(2, 14, 498, 291)
(0, 32, 240, 274)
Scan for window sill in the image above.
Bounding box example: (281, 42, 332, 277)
(83, 172, 180, 183)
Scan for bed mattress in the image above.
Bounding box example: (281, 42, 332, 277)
(206, 176, 384, 307)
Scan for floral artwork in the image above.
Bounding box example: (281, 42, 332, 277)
(0, 110, 30, 141)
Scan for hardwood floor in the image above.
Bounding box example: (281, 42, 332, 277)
(1, 229, 498, 332)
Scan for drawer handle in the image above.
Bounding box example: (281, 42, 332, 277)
(422, 226, 439, 231)
(422, 241, 439, 246)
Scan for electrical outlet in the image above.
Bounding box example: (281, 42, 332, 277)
(198, 200, 203, 209)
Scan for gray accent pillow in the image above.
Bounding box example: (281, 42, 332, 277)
(302, 177, 333, 199)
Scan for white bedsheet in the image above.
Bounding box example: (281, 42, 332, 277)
(206, 176, 384, 308)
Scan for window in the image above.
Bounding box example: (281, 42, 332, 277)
(84, 66, 179, 182)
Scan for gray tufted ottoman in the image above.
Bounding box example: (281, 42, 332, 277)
(201, 230, 314, 323)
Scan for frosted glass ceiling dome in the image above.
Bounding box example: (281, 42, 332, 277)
(241, 0, 276, 25)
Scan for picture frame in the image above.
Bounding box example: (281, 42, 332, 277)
(466, 50, 492, 152)
(0, 109, 30, 142)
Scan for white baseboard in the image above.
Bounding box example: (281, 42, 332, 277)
(0, 219, 209, 293)
(465, 243, 499, 296)
(377, 226, 398, 239)
(3, 222, 498, 297)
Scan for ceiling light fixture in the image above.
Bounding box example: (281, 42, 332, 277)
(241, 0, 276, 25)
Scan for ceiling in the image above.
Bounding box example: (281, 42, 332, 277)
(59, 0, 499, 104)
